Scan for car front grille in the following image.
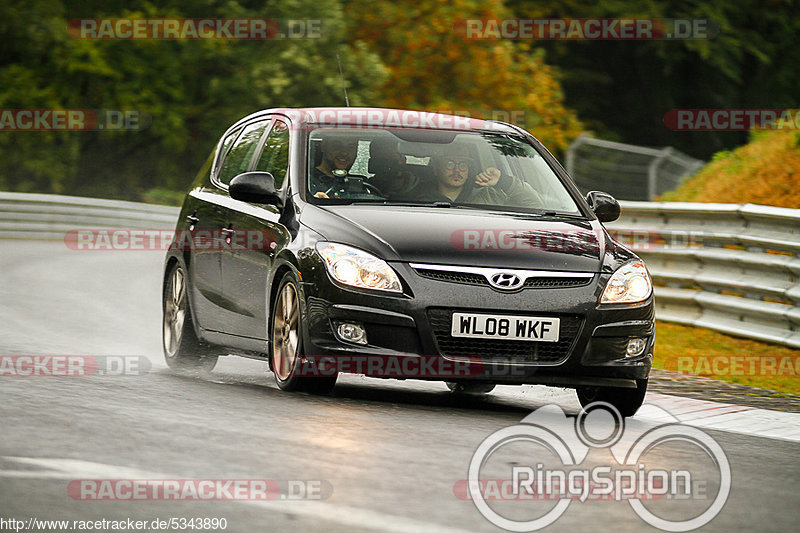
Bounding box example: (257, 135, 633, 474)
(523, 277, 591, 288)
(427, 308, 583, 365)
(415, 269, 487, 286)
(414, 268, 592, 290)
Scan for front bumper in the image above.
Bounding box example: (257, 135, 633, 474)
(298, 260, 654, 389)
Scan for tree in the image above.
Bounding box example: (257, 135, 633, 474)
(345, 0, 582, 153)
(0, 0, 387, 200)
(506, 0, 800, 158)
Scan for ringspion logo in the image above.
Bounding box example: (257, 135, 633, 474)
(463, 403, 730, 531)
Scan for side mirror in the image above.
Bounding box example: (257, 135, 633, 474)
(229, 172, 282, 206)
(586, 191, 620, 223)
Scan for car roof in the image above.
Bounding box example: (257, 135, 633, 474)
(231, 107, 521, 135)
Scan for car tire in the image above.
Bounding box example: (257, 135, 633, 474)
(271, 271, 337, 394)
(576, 379, 648, 417)
(446, 381, 496, 395)
(162, 264, 218, 374)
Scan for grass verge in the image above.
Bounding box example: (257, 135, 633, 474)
(653, 321, 800, 395)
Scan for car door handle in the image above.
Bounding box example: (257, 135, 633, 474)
(221, 227, 235, 235)
(186, 215, 199, 225)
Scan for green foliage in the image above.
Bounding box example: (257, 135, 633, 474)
(0, 0, 386, 201)
(5, 0, 789, 201)
(142, 186, 185, 206)
(507, 0, 800, 159)
(711, 150, 732, 162)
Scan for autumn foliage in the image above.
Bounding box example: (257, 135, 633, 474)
(346, 0, 583, 152)
(663, 128, 800, 208)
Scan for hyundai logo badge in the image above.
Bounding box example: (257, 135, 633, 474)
(488, 272, 523, 290)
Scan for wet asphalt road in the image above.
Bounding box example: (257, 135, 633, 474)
(1, 241, 798, 532)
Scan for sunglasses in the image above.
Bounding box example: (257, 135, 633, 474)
(328, 140, 358, 151)
(444, 159, 469, 171)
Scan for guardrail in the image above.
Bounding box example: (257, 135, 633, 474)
(1, 192, 798, 349)
(607, 202, 800, 349)
(0, 191, 178, 240)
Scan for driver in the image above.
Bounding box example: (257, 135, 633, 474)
(311, 135, 359, 198)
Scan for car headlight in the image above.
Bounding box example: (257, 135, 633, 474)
(601, 261, 652, 304)
(316, 242, 402, 293)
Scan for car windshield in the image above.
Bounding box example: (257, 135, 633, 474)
(307, 127, 583, 216)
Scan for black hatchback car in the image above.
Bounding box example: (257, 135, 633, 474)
(162, 108, 654, 416)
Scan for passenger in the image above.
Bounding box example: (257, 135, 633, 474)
(412, 145, 544, 207)
(310, 135, 359, 198)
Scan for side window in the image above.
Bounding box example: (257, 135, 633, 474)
(254, 120, 290, 189)
(213, 127, 242, 177)
(217, 119, 270, 186)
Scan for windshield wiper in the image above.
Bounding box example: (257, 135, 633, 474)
(454, 203, 587, 219)
(350, 201, 454, 208)
(542, 211, 588, 219)
(514, 210, 588, 220)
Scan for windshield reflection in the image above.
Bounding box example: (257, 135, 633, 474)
(307, 128, 583, 217)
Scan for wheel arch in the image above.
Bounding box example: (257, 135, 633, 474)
(266, 252, 305, 360)
(162, 254, 208, 342)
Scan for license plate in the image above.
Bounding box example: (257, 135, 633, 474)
(450, 313, 560, 342)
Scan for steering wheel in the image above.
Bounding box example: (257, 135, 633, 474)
(362, 181, 384, 197)
(323, 176, 384, 199)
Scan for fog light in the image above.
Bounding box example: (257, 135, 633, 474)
(626, 337, 647, 357)
(334, 322, 367, 345)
